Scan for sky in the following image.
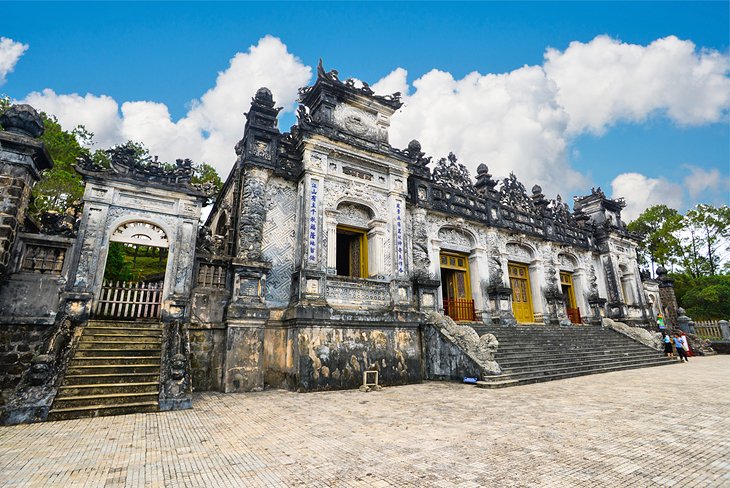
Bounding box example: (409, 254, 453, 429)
(1, 1, 728, 221)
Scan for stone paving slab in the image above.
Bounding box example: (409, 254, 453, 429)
(1, 356, 729, 487)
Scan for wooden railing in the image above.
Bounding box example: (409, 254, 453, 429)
(566, 307, 582, 325)
(21, 244, 66, 274)
(694, 320, 723, 340)
(196, 263, 227, 288)
(444, 298, 476, 322)
(94, 280, 163, 319)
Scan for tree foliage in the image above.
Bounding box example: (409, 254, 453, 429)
(672, 273, 730, 320)
(0, 102, 223, 219)
(627, 205, 683, 272)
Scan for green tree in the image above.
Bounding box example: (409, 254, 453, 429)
(102, 242, 133, 282)
(627, 205, 684, 274)
(681, 204, 730, 276)
(192, 162, 223, 195)
(673, 273, 730, 320)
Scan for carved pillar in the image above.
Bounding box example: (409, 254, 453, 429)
(368, 219, 386, 277)
(324, 211, 339, 273)
(411, 207, 430, 276)
(236, 166, 270, 261)
(0, 105, 52, 277)
(468, 247, 486, 312)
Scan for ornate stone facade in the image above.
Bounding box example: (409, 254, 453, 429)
(0, 61, 658, 418)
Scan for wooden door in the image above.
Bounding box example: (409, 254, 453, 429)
(560, 272, 581, 324)
(509, 263, 534, 323)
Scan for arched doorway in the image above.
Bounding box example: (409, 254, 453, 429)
(93, 221, 170, 320)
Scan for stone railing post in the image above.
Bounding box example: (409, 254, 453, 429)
(0, 105, 53, 277)
(719, 320, 730, 340)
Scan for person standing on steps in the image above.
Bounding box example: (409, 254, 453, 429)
(673, 332, 688, 362)
(680, 332, 692, 358)
(662, 332, 673, 357)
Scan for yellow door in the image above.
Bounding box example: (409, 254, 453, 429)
(560, 272, 581, 324)
(440, 252, 474, 321)
(509, 263, 534, 323)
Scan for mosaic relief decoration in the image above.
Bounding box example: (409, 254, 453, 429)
(263, 180, 297, 305)
(437, 227, 474, 250)
(505, 243, 533, 262)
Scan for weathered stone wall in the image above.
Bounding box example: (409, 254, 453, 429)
(0, 324, 50, 405)
(295, 325, 422, 391)
(0, 166, 33, 274)
(0, 275, 65, 325)
(263, 324, 294, 389)
(189, 327, 225, 392)
(422, 324, 483, 381)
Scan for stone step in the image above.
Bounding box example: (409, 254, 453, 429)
(87, 321, 162, 329)
(63, 373, 160, 385)
(497, 350, 663, 368)
(69, 356, 161, 366)
(57, 382, 158, 397)
(83, 325, 162, 334)
(494, 357, 674, 382)
(80, 329, 162, 342)
(47, 401, 159, 421)
(495, 342, 654, 353)
(66, 364, 161, 375)
(52, 391, 159, 410)
(74, 348, 161, 358)
(77, 340, 162, 348)
(498, 353, 669, 374)
(496, 345, 658, 359)
(477, 358, 676, 388)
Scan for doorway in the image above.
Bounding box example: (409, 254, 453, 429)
(94, 221, 170, 320)
(335, 225, 368, 278)
(560, 271, 581, 324)
(440, 251, 475, 321)
(509, 262, 534, 323)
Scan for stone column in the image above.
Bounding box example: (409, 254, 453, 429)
(324, 211, 339, 273)
(655, 266, 678, 328)
(719, 320, 730, 340)
(368, 219, 386, 277)
(468, 247, 486, 312)
(0, 105, 52, 277)
(236, 166, 270, 261)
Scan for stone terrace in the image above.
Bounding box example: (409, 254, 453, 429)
(1, 356, 729, 488)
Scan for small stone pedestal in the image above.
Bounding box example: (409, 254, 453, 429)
(487, 285, 516, 326)
(588, 297, 607, 325)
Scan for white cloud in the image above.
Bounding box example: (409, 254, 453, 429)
(683, 165, 725, 200)
(20, 36, 311, 176)
(380, 65, 585, 198)
(375, 34, 729, 201)
(13, 33, 729, 209)
(22, 89, 123, 147)
(610, 172, 684, 221)
(544, 35, 730, 134)
(0, 37, 29, 85)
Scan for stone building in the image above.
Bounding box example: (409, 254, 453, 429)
(0, 63, 669, 423)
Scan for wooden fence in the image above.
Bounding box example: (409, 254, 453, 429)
(444, 299, 476, 322)
(694, 320, 724, 340)
(93, 280, 163, 319)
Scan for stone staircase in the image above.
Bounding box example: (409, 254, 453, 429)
(48, 321, 161, 421)
(471, 324, 675, 388)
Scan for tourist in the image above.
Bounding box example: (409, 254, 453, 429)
(680, 332, 692, 357)
(673, 333, 688, 362)
(662, 332, 673, 357)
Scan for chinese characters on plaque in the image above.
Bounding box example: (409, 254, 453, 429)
(307, 180, 319, 263)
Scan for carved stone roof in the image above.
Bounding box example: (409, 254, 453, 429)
(432, 153, 475, 195)
(75, 144, 211, 198)
(298, 59, 403, 111)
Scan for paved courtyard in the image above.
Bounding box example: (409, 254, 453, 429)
(1, 356, 729, 488)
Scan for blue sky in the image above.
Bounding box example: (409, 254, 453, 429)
(1, 1, 728, 220)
